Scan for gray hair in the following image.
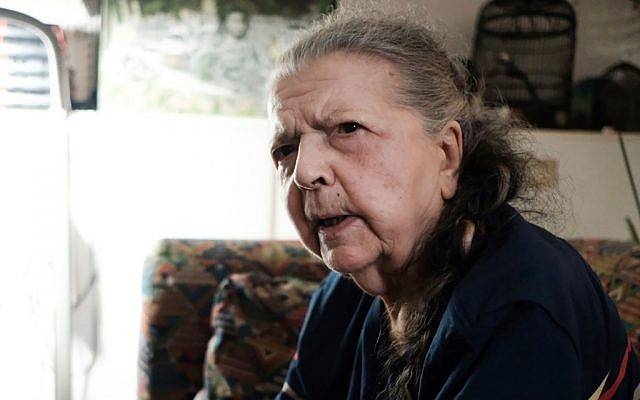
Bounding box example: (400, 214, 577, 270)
(270, 9, 476, 134)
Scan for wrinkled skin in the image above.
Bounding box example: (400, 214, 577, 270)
(269, 52, 462, 305)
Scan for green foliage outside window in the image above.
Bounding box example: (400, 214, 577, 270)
(108, 0, 336, 18)
(101, 0, 335, 115)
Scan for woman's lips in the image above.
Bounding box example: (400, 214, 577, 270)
(317, 215, 356, 236)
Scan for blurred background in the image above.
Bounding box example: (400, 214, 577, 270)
(0, 0, 639, 399)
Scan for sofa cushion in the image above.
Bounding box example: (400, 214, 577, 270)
(138, 240, 326, 400)
(203, 272, 317, 399)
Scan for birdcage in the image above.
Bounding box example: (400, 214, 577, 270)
(473, 0, 576, 128)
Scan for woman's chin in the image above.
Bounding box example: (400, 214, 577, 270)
(321, 248, 389, 296)
(349, 267, 389, 297)
(321, 246, 375, 274)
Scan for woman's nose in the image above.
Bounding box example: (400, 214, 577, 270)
(293, 134, 334, 190)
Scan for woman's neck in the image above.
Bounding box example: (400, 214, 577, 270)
(382, 220, 476, 336)
(380, 267, 429, 337)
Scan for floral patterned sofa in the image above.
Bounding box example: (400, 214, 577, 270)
(138, 238, 640, 400)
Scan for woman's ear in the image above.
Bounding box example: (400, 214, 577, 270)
(438, 120, 463, 200)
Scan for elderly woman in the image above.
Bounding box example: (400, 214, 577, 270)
(267, 11, 639, 400)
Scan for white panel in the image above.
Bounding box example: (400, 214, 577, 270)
(69, 111, 274, 400)
(0, 110, 68, 400)
(532, 130, 638, 240)
(69, 111, 274, 242)
(617, 133, 640, 232)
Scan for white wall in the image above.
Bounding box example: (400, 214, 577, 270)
(572, 0, 639, 81)
(533, 130, 640, 240)
(342, 0, 640, 81)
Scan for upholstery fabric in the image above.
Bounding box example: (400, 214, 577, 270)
(569, 239, 640, 352)
(138, 240, 327, 400)
(139, 238, 640, 400)
(203, 272, 318, 399)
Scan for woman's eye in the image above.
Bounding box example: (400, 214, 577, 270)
(272, 144, 297, 163)
(338, 122, 361, 134)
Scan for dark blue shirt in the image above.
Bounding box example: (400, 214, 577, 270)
(277, 210, 640, 399)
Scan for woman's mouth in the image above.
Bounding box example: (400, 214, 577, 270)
(316, 215, 356, 235)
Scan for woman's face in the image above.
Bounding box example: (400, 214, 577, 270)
(269, 52, 462, 297)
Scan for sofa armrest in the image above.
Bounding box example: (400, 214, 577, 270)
(139, 239, 326, 400)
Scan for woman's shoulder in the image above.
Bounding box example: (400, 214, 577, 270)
(448, 208, 632, 375)
(453, 209, 607, 324)
(436, 212, 639, 398)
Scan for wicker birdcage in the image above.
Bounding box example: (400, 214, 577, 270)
(473, 0, 576, 128)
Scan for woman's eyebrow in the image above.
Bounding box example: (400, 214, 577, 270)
(315, 109, 360, 129)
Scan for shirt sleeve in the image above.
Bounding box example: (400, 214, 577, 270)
(455, 303, 583, 400)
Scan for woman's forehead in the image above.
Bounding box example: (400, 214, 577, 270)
(270, 52, 403, 119)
